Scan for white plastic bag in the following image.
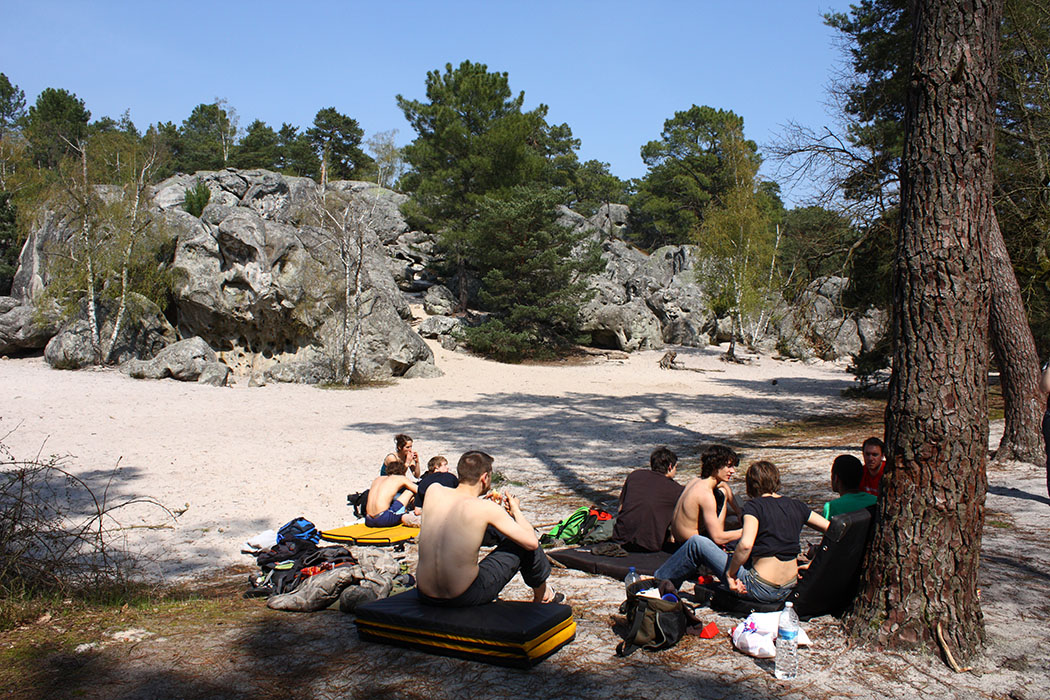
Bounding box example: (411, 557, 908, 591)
(731, 611, 811, 658)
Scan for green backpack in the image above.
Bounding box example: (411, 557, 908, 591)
(541, 506, 612, 546)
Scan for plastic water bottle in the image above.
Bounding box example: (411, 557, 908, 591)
(775, 602, 800, 680)
(624, 566, 640, 593)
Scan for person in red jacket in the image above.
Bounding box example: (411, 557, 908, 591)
(859, 437, 886, 497)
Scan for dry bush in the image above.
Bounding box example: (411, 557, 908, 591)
(0, 428, 172, 626)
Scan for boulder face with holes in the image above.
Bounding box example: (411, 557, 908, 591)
(157, 170, 436, 381)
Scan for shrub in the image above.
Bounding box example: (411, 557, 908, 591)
(462, 319, 538, 363)
(183, 179, 211, 218)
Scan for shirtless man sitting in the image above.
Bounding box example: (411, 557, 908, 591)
(416, 450, 561, 607)
(669, 444, 743, 547)
(365, 460, 419, 528)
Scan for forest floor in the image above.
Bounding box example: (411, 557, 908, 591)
(1, 346, 1048, 700)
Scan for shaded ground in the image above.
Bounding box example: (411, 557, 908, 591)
(3, 401, 1047, 700)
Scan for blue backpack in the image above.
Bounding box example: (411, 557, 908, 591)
(276, 517, 319, 544)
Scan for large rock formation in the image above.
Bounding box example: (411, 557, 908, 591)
(156, 170, 437, 381)
(7, 169, 438, 381)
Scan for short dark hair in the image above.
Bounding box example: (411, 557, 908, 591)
(745, 460, 780, 497)
(700, 445, 739, 478)
(862, 437, 885, 454)
(395, 434, 413, 450)
(427, 455, 448, 473)
(650, 447, 678, 474)
(831, 454, 864, 491)
(386, 459, 408, 476)
(457, 450, 494, 485)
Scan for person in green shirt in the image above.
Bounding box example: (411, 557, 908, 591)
(822, 455, 877, 520)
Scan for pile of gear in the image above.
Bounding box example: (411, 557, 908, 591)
(243, 517, 411, 613)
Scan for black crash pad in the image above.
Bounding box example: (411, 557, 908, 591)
(548, 546, 672, 581)
(354, 588, 575, 668)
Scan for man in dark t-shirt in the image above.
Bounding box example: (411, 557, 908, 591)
(610, 447, 684, 552)
(413, 455, 458, 516)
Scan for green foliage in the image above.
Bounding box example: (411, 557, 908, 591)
(365, 129, 406, 189)
(462, 185, 601, 359)
(565, 159, 631, 217)
(694, 125, 783, 350)
(276, 123, 320, 178)
(845, 339, 891, 395)
(633, 105, 760, 249)
(23, 87, 91, 169)
(461, 318, 536, 363)
(0, 73, 26, 135)
(231, 119, 280, 170)
(0, 191, 17, 295)
(177, 101, 237, 173)
(183, 179, 211, 217)
(397, 60, 567, 230)
(779, 205, 857, 300)
(307, 107, 375, 181)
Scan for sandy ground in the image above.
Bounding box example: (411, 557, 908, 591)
(0, 341, 854, 578)
(3, 342, 1049, 700)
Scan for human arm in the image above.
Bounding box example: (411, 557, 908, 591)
(409, 451, 421, 478)
(807, 511, 830, 533)
(488, 494, 540, 551)
(700, 488, 742, 546)
(725, 514, 759, 594)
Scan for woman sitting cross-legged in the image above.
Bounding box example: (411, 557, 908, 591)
(654, 460, 829, 603)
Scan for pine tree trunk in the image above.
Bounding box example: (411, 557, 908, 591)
(988, 214, 1046, 463)
(846, 0, 1002, 663)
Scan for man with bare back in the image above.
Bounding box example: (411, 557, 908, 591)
(416, 451, 561, 606)
(364, 460, 419, 527)
(669, 444, 742, 547)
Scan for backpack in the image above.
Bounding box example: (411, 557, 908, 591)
(347, 491, 369, 519)
(541, 506, 612, 546)
(616, 578, 701, 657)
(276, 517, 319, 545)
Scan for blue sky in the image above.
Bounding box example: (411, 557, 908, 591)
(1, 1, 855, 205)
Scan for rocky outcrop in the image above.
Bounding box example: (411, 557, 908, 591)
(124, 336, 229, 384)
(153, 170, 437, 381)
(44, 295, 177, 370)
(775, 277, 888, 360)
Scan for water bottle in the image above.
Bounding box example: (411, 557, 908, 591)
(624, 566, 640, 593)
(775, 602, 800, 680)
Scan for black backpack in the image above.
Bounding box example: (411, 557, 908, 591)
(616, 578, 700, 657)
(347, 491, 369, 519)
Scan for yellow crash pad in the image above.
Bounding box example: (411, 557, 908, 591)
(320, 523, 418, 546)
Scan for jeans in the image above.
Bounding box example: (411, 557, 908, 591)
(419, 537, 552, 607)
(654, 534, 796, 604)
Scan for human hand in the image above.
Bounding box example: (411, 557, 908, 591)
(727, 574, 747, 595)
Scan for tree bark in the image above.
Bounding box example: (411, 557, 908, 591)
(988, 214, 1046, 463)
(846, 0, 1002, 664)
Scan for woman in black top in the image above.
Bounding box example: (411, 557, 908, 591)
(725, 461, 829, 603)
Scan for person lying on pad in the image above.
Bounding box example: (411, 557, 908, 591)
(416, 450, 562, 606)
(669, 444, 743, 548)
(656, 460, 828, 603)
(365, 460, 420, 527)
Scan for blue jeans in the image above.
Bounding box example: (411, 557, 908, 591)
(654, 534, 795, 604)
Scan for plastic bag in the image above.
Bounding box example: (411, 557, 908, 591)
(730, 611, 811, 658)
